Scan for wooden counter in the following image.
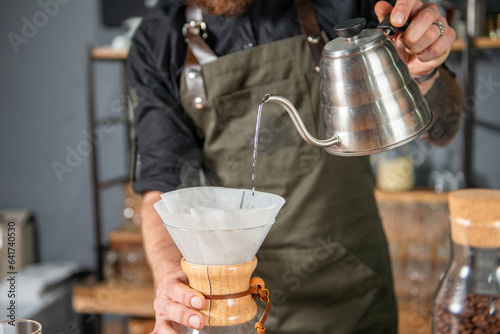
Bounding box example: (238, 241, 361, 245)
(399, 301, 432, 334)
(75, 282, 428, 334)
(74, 282, 428, 334)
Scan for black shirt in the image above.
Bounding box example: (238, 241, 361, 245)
(127, 0, 381, 194)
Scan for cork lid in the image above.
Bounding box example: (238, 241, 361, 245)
(449, 189, 500, 247)
(449, 189, 500, 221)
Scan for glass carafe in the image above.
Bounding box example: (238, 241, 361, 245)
(178, 321, 256, 334)
(432, 189, 500, 333)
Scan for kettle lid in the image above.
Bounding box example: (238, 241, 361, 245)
(323, 18, 387, 59)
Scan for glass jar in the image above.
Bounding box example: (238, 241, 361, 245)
(374, 144, 415, 192)
(104, 250, 119, 281)
(432, 189, 500, 333)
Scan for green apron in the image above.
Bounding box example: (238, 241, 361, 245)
(179, 26, 397, 334)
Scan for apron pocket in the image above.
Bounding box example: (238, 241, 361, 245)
(206, 75, 322, 191)
(255, 242, 395, 334)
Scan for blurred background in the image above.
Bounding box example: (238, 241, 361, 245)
(1, 0, 500, 333)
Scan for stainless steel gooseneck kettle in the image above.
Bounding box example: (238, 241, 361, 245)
(263, 17, 433, 156)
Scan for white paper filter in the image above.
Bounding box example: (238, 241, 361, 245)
(154, 187, 285, 265)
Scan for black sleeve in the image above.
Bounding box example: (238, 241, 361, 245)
(126, 23, 203, 194)
(420, 65, 463, 146)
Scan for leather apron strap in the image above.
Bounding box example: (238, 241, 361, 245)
(183, 6, 217, 110)
(293, 0, 325, 72)
(183, 0, 325, 108)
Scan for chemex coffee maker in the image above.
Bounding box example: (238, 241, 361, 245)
(155, 187, 285, 334)
(263, 17, 433, 156)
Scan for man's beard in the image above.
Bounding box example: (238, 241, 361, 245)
(185, 0, 252, 16)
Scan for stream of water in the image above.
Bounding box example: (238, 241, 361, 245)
(250, 101, 264, 207)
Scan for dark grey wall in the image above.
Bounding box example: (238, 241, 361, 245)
(470, 49, 500, 189)
(0, 0, 127, 269)
(422, 50, 500, 190)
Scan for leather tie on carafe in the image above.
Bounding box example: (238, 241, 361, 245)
(181, 257, 272, 333)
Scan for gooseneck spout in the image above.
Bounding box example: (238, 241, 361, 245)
(261, 94, 340, 148)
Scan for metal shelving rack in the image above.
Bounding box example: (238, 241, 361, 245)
(87, 46, 130, 281)
(84, 45, 132, 333)
(462, 0, 500, 187)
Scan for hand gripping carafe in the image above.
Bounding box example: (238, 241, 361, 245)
(432, 189, 500, 333)
(154, 187, 285, 334)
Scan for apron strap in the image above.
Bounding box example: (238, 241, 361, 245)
(293, 0, 326, 73)
(183, 1, 325, 109)
(183, 6, 217, 110)
(184, 7, 217, 64)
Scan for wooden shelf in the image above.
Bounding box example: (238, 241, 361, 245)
(73, 280, 155, 317)
(88, 37, 500, 60)
(91, 47, 128, 60)
(108, 229, 143, 249)
(398, 301, 432, 334)
(128, 318, 155, 334)
(451, 36, 500, 52)
(375, 189, 449, 204)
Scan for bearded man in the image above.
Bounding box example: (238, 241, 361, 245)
(127, 0, 461, 332)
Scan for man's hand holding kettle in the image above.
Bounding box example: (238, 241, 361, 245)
(375, 0, 456, 91)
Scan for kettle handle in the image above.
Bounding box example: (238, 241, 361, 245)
(378, 13, 410, 36)
(261, 94, 341, 148)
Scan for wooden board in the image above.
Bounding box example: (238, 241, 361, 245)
(398, 301, 432, 334)
(375, 189, 449, 204)
(451, 36, 500, 52)
(91, 47, 128, 60)
(128, 318, 156, 334)
(72, 280, 155, 317)
(108, 229, 144, 249)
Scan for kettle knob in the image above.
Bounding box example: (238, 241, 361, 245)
(333, 18, 366, 39)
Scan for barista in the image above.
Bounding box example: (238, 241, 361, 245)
(126, 0, 462, 333)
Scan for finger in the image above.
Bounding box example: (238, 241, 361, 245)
(392, 0, 423, 27)
(374, 1, 394, 22)
(157, 298, 206, 330)
(162, 280, 206, 309)
(400, 4, 441, 49)
(406, 14, 447, 54)
(416, 27, 454, 63)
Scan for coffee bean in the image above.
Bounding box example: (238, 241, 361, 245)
(433, 293, 500, 334)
